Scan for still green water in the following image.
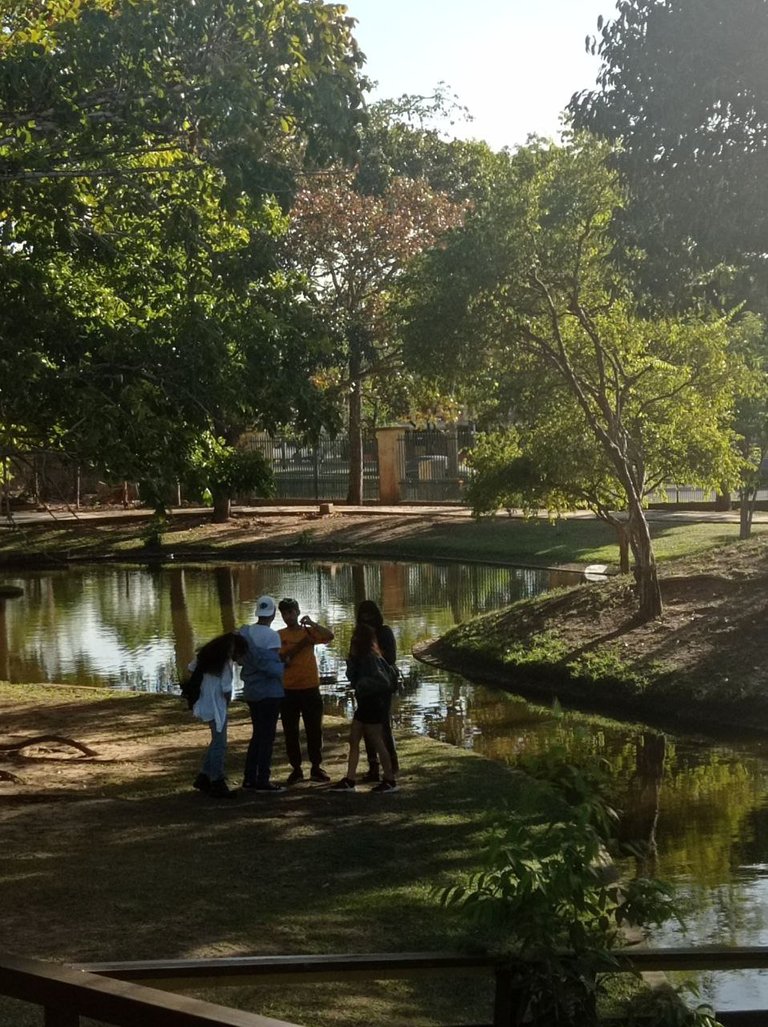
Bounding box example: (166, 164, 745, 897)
(3, 558, 768, 1010)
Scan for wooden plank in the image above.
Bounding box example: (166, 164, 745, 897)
(78, 946, 768, 990)
(716, 1013, 768, 1027)
(76, 952, 497, 990)
(0, 954, 302, 1027)
(613, 947, 768, 973)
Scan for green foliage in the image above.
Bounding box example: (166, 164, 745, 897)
(439, 753, 716, 1026)
(570, 0, 768, 309)
(567, 646, 649, 696)
(464, 429, 526, 517)
(0, 0, 366, 494)
(140, 508, 169, 550)
(403, 136, 744, 617)
(0, 0, 366, 191)
(188, 441, 275, 502)
(501, 629, 571, 666)
(206, 447, 274, 499)
(623, 985, 722, 1027)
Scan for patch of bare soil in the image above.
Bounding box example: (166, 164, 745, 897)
(163, 509, 465, 555)
(0, 686, 348, 800)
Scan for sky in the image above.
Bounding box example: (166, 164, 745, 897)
(342, 0, 619, 152)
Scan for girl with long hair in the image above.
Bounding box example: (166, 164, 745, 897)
(355, 600, 399, 782)
(189, 631, 248, 798)
(330, 622, 398, 793)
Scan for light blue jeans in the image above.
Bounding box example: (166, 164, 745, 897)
(201, 721, 227, 782)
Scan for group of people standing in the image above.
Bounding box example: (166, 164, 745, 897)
(186, 596, 400, 798)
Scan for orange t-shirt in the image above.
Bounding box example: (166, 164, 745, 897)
(279, 626, 322, 689)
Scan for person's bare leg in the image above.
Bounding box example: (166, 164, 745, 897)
(345, 721, 364, 781)
(364, 724, 394, 780)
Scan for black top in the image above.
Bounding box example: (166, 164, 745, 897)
(376, 624, 396, 666)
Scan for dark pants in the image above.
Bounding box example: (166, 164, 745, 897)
(244, 697, 282, 786)
(364, 692, 398, 773)
(281, 687, 324, 770)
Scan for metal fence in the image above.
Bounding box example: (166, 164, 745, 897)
(13, 433, 768, 508)
(397, 426, 475, 503)
(241, 428, 478, 503)
(241, 433, 379, 502)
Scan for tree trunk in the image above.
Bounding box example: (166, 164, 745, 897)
(615, 523, 630, 574)
(739, 486, 756, 540)
(347, 337, 364, 505)
(628, 500, 663, 621)
(714, 489, 732, 512)
(212, 491, 231, 523)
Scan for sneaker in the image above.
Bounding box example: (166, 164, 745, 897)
(309, 766, 330, 783)
(371, 779, 398, 794)
(361, 767, 380, 784)
(254, 781, 285, 793)
(209, 778, 239, 798)
(329, 777, 356, 791)
(286, 767, 304, 786)
(192, 773, 211, 792)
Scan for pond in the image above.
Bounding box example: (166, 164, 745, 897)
(3, 557, 768, 1011)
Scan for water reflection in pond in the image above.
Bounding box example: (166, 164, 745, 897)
(4, 558, 768, 1010)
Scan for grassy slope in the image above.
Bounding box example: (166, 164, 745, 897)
(422, 533, 768, 735)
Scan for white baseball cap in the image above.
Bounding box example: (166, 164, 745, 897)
(256, 595, 276, 618)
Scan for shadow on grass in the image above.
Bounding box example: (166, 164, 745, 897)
(0, 689, 523, 1027)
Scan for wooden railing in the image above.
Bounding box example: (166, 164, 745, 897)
(0, 954, 302, 1027)
(4, 948, 768, 1025)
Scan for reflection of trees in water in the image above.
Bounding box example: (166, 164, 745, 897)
(169, 569, 195, 676)
(619, 732, 666, 875)
(656, 742, 768, 888)
(403, 562, 551, 625)
(214, 566, 237, 633)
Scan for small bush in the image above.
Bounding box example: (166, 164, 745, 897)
(438, 752, 719, 1027)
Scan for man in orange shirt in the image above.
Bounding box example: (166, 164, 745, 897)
(278, 597, 335, 785)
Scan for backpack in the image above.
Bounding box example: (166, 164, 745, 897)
(355, 656, 398, 699)
(180, 664, 204, 710)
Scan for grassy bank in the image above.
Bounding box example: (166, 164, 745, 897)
(418, 533, 768, 736)
(0, 683, 527, 1027)
(1, 507, 764, 568)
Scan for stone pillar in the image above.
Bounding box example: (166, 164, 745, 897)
(376, 427, 406, 504)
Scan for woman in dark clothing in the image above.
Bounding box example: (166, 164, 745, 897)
(330, 623, 398, 793)
(355, 600, 399, 781)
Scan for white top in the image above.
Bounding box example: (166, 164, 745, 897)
(189, 659, 234, 733)
(239, 623, 281, 650)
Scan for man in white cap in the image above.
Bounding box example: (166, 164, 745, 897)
(238, 595, 285, 792)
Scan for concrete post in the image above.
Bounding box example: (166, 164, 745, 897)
(376, 427, 406, 504)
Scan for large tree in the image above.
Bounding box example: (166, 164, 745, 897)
(569, 0, 768, 537)
(569, 0, 768, 307)
(403, 138, 741, 621)
(0, 0, 365, 191)
(0, 0, 366, 506)
(288, 168, 465, 503)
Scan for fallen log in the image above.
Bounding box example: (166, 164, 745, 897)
(0, 735, 97, 757)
